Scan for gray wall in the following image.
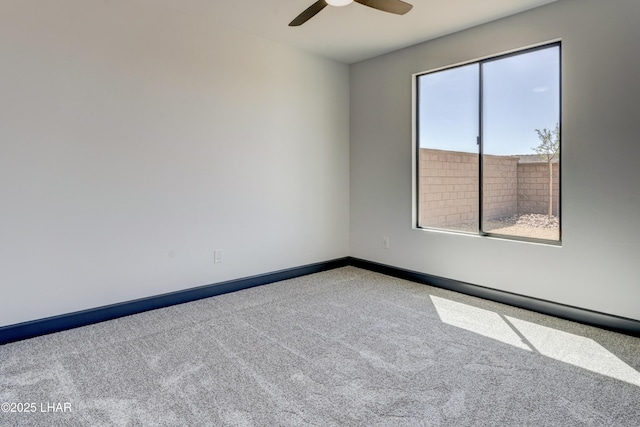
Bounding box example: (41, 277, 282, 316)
(0, 1, 350, 326)
(350, 0, 640, 321)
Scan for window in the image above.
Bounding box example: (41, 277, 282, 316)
(416, 43, 561, 243)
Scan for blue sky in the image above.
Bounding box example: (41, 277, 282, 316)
(418, 46, 559, 156)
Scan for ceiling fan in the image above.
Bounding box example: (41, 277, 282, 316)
(289, 0, 413, 27)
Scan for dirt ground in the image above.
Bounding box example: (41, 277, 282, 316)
(484, 222, 559, 241)
(441, 214, 560, 241)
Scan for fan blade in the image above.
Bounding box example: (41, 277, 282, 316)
(289, 0, 328, 26)
(354, 0, 412, 15)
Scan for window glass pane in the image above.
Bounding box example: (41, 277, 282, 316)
(482, 46, 560, 241)
(418, 64, 479, 232)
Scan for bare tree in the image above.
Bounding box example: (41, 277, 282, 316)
(533, 123, 560, 218)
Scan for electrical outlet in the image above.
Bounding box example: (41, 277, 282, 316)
(214, 249, 223, 263)
(382, 237, 390, 249)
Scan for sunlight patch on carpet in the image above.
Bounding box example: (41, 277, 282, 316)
(506, 316, 640, 387)
(430, 295, 640, 387)
(430, 296, 531, 351)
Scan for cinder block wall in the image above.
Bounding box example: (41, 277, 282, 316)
(517, 163, 560, 216)
(418, 149, 478, 228)
(482, 154, 519, 220)
(419, 149, 559, 228)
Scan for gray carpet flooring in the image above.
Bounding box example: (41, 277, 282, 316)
(1, 267, 639, 426)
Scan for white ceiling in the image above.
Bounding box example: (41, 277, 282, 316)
(213, 0, 558, 64)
